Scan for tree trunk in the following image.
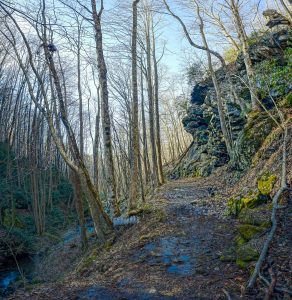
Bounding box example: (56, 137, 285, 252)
(152, 25, 165, 185)
(195, 3, 234, 159)
(129, 0, 141, 212)
(140, 66, 151, 184)
(145, 18, 159, 188)
(91, 0, 121, 217)
(70, 170, 88, 249)
(229, 0, 259, 110)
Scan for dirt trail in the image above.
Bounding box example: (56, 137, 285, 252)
(9, 179, 250, 300)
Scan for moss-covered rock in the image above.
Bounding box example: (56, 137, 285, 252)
(257, 173, 277, 195)
(236, 244, 259, 264)
(238, 111, 276, 166)
(237, 224, 264, 240)
(235, 235, 246, 246)
(238, 205, 271, 227)
(227, 191, 270, 216)
(220, 247, 237, 262)
(242, 192, 270, 209)
(227, 195, 244, 216)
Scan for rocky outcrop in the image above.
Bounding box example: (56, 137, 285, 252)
(171, 28, 291, 179)
(236, 28, 291, 70)
(263, 9, 291, 29)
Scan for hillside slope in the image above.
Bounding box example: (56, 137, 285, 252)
(8, 124, 292, 299)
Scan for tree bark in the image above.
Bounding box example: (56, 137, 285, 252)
(145, 16, 159, 188)
(70, 170, 88, 248)
(195, 3, 234, 160)
(152, 25, 164, 185)
(91, 0, 121, 217)
(129, 0, 141, 212)
(229, 0, 259, 110)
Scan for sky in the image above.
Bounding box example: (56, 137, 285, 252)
(12, 0, 280, 76)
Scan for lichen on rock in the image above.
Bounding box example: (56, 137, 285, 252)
(257, 173, 277, 195)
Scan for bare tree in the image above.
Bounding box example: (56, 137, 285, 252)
(227, 0, 259, 110)
(129, 0, 141, 212)
(91, 0, 121, 217)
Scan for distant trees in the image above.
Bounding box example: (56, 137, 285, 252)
(0, 1, 113, 242)
(0, 0, 191, 246)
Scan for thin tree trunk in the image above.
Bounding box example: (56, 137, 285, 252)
(151, 25, 164, 185)
(91, 0, 120, 217)
(145, 17, 159, 188)
(279, 0, 292, 20)
(70, 170, 88, 249)
(140, 66, 151, 184)
(129, 0, 141, 212)
(195, 3, 234, 159)
(229, 0, 259, 110)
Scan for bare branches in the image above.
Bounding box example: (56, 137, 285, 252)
(162, 0, 226, 67)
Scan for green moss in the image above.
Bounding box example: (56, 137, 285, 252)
(192, 168, 201, 178)
(238, 224, 263, 240)
(3, 209, 24, 228)
(236, 244, 259, 262)
(77, 252, 98, 273)
(285, 92, 292, 107)
(220, 248, 236, 262)
(279, 93, 292, 108)
(257, 173, 277, 195)
(238, 207, 271, 227)
(227, 195, 243, 216)
(235, 235, 246, 246)
(241, 191, 269, 209)
(255, 48, 292, 99)
(236, 259, 249, 269)
(227, 191, 269, 216)
(104, 240, 113, 251)
(239, 111, 276, 165)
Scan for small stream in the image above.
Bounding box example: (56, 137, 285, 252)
(0, 217, 137, 298)
(0, 223, 95, 298)
(0, 255, 36, 298)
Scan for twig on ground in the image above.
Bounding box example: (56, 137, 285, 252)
(259, 273, 292, 296)
(264, 267, 277, 300)
(222, 288, 232, 300)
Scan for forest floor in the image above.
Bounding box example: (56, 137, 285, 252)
(8, 167, 290, 300)
(4, 173, 276, 300)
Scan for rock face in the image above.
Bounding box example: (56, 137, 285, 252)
(263, 9, 291, 28)
(171, 28, 291, 179)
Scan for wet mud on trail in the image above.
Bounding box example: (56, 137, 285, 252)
(8, 178, 251, 300)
